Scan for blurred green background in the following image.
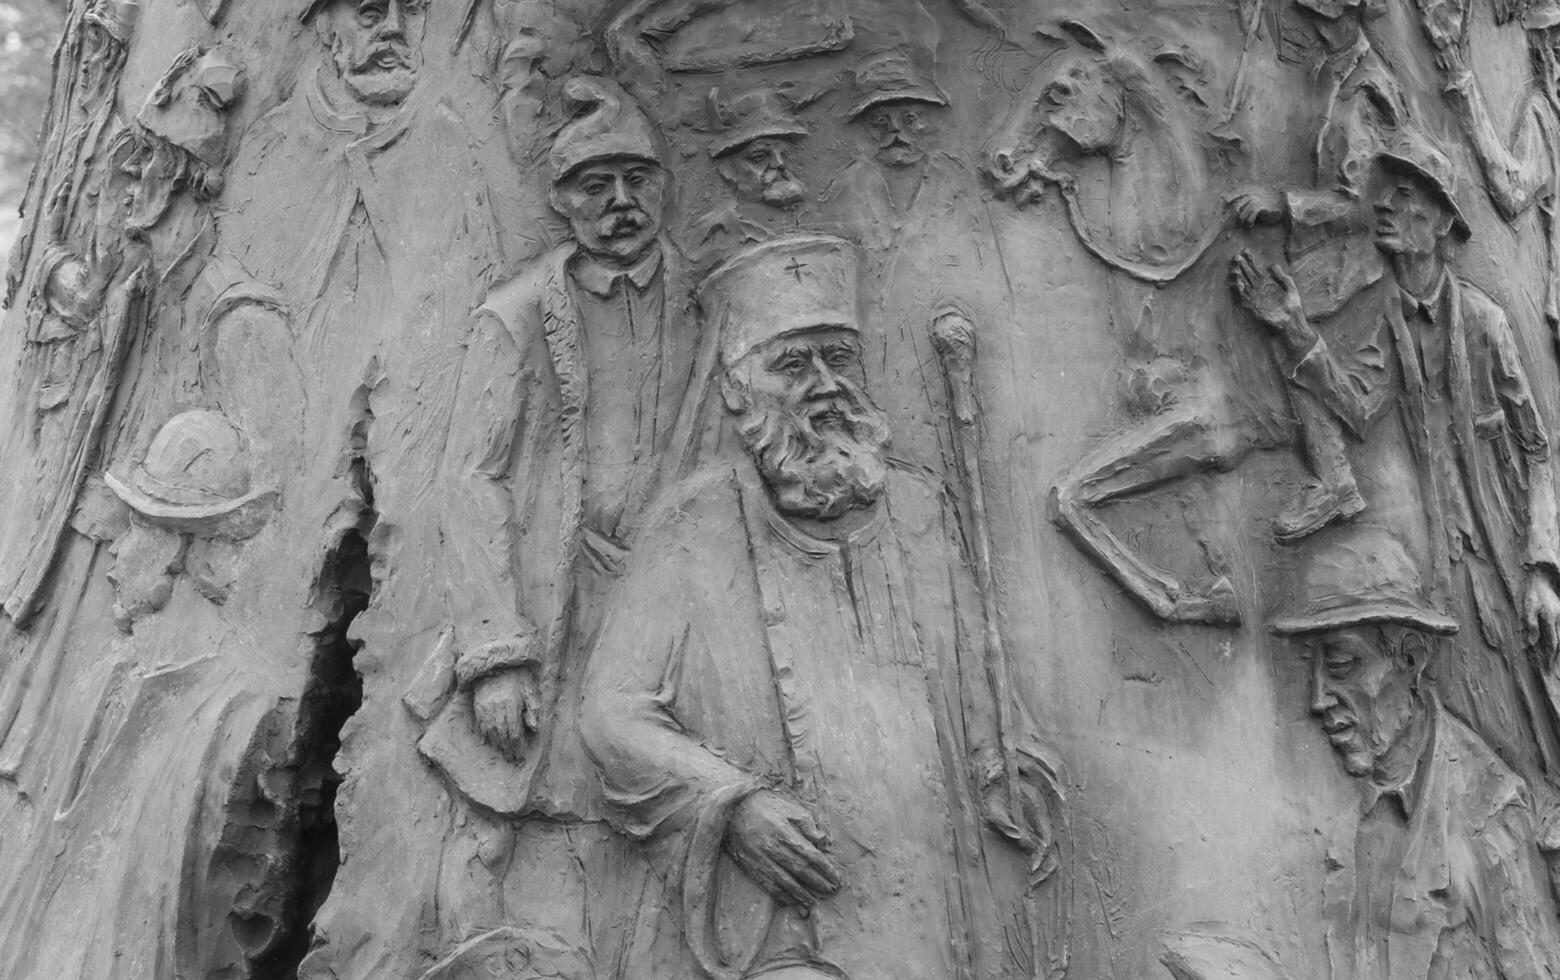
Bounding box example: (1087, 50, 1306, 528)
(0, 0, 66, 265)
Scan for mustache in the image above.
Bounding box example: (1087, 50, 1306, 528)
(599, 209, 649, 236)
(351, 42, 414, 73)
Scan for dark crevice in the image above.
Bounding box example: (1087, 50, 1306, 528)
(250, 427, 375, 979)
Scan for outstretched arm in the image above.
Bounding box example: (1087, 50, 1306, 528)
(1443, 50, 1553, 219)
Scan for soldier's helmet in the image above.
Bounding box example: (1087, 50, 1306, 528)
(105, 409, 276, 539)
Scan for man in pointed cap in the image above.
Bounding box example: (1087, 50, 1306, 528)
(1235, 130, 1560, 797)
(408, 73, 713, 966)
(1271, 526, 1560, 980)
(581, 233, 1057, 980)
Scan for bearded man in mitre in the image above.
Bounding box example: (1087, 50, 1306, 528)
(581, 234, 1057, 980)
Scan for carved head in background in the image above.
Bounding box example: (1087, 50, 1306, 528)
(847, 49, 949, 171)
(550, 76, 668, 266)
(308, 0, 428, 108)
(1371, 134, 1471, 259)
(709, 87, 810, 207)
(118, 47, 245, 232)
(496, 0, 583, 86)
(706, 235, 890, 521)
(1269, 528, 1456, 781)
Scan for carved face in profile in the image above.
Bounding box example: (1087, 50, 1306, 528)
(724, 327, 891, 520)
(552, 157, 667, 265)
(861, 101, 940, 169)
(1372, 174, 1454, 259)
(1308, 626, 1427, 778)
(717, 136, 807, 208)
(321, 0, 427, 107)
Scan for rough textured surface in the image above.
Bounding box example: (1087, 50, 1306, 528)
(7, 0, 1560, 978)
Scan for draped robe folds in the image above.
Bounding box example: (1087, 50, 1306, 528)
(582, 463, 1028, 980)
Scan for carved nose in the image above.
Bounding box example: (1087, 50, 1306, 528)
(380, 0, 406, 35)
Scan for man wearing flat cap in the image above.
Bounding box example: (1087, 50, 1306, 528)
(1234, 131, 1560, 789)
(581, 234, 1057, 980)
(1272, 526, 1560, 980)
(412, 73, 711, 964)
(682, 85, 812, 271)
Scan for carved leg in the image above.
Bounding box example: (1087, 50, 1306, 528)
(1050, 403, 1270, 626)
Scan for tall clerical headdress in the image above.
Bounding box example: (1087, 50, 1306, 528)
(699, 234, 861, 367)
(549, 75, 664, 182)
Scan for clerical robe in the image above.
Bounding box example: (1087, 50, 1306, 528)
(581, 462, 1024, 980)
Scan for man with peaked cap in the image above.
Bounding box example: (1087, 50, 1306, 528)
(1271, 526, 1560, 980)
(404, 73, 712, 968)
(581, 234, 1057, 980)
(1235, 130, 1560, 804)
(682, 86, 812, 271)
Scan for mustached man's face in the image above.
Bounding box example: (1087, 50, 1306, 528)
(1308, 627, 1423, 777)
(717, 136, 807, 208)
(553, 158, 667, 265)
(323, 0, 427, 107)
(862, 101, 939, 169)
(727, 326, 891, 520)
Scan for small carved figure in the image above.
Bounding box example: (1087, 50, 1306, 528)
(581, 234, 1059, 980)
(417, 74, 712, 966)
(1234, 130, 1560, 781)
(102, 409, 277, 631)
(1438, 15, 1560, 329)
(1271, 527, 1560, 980)
(821, 47, 957, 252)
(682, 86, 811, 270)
(0, 43, 246, 627)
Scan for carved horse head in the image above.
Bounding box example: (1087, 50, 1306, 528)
(981, 21, 1229, 281)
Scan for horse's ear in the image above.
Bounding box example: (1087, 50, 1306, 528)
(1052, 18, 1108, 51)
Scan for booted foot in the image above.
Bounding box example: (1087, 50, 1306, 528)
(1273, 482, 1365, 543)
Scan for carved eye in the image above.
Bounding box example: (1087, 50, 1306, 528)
(627, 170, 648, 187)
(358, 0, 387, 25)
(772, 352, 808, 376)
(824, 346, 857, 369)
(1323, 655, 1358, 678)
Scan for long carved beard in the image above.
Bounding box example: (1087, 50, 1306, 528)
(737, 388, 892, 520)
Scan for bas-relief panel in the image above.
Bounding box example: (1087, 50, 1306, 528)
(5, 0, 1560, 978)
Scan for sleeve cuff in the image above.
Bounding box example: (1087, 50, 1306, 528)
(454, 633, 539, 689)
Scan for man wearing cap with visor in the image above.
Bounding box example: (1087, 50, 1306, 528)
(1271, 526, 1560, 980)
(581, 234, 1054, 980)
(683, 85, 812, 270)
(1234, 130, 1560, 790)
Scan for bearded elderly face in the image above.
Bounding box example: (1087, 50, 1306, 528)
(322, 0, 427, 107)
(1308, 626, 1427, 778)
(725, 326, 892, 521)
(717, 136, 807, 208)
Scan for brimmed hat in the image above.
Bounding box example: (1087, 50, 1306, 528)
(707, 86, 808, 158)
(549, 75, 664, 182)
(136, 48, 245, 168)
(846, 47, 949, 119)
(106, 410, 276, 539)
(1378, 129, 1472, 240)
(699, 234, 860, 367)
(1268, 526, 1457, 635)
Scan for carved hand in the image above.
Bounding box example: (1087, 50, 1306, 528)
(724, 791, 842, 907)
(1524, 570, 1560, 667)
(1226, 188, 1284, 226)
(980, 761, 1061, 886)
(1231, 251, 1311, 349)
(471, 665, 541, 762)
(1435, 47, 1474, 94)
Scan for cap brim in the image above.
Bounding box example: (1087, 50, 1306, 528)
(1269, 600, 1459, 636)
(106, 472, 277, 538)
(847, 88, 949, 119)
(1377, 151, 1471, 238)
(711, 125, 808, 158)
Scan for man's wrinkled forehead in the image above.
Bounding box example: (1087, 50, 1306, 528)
(744, 325, 860, 366)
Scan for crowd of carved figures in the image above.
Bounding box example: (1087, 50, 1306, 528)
(12, 0, 1560, 977)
